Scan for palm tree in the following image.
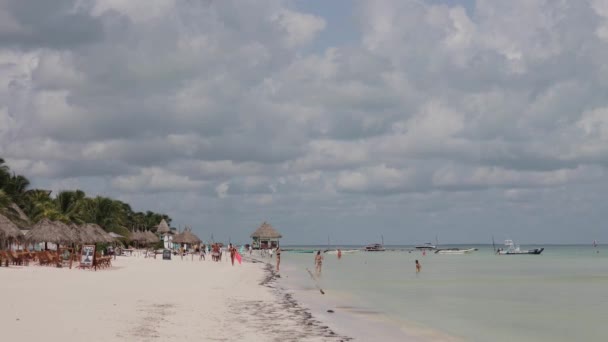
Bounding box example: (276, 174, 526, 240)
(0, 189, 11, 210)
(54, 190, 87, 223)
(21, 189, 53, 222)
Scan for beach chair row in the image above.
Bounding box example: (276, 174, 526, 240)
(0, 250, 36, 267)
(93, 255, 112, 270)
(0, 250, 67, 267)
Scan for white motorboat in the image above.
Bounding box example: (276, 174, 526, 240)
(364, 243, 385, 252)
(496, 240, 544, 255)
(435, 248, 476, 255)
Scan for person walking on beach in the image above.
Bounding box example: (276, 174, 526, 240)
(315, 250, 323, 277)
(249, 245, 253, 255)
(199, 244, 205, 261)
(275, 246, 281, 272)
(337, 249, 342, 259)
(179, 246, 184, 260)
(415, 260, 421, 273)
(230, 245, 236, 266)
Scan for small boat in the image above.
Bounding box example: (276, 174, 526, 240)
(364, 235, 385, 251)
(435, 248, 476, 255)
(496, 240, 544, 255)
(364, 243, 385, 252)
(415, 243, 436, 250)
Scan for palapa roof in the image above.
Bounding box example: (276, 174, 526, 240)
(250, 221, 282, 239)
(173, 228, 201, 244)
(156, 219, 170, 234)
(72, 223, 111, 244)
(0, 213, 24, 239)
(87, 223, 114, 242)
(68, 223, 87, 244)
(144, 230, 159, 244)
(55, 221, 80, 243)
(25, 218, 78, 244)
(130, 230, 146, 242)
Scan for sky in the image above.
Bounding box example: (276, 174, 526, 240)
(2, 0, 608, 245)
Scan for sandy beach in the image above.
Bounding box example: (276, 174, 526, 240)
(1, 255, 349, 342)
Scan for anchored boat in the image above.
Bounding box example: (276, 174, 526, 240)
(496, 240, 544, 255)
(435, 248, 477, 255)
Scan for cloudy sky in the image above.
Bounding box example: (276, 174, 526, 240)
(2, 0, 608, 245)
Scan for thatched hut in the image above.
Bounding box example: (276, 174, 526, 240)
(156, 219, 173, 249)
(130, 230, 145, 243)
(173, 228, 201, 249)
(144, 230, 159, 244)
(157, 219, 170, 234)
(25, 218, 78, 248)
(0, 213, 24, 248)
(251, 221, 282, 249)
(84, 223, 114, 243)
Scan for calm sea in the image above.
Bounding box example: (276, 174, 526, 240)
(274, 245, 608, 341)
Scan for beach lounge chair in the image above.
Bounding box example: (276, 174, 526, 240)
(0, 251, 10, 267)
(37, 252, 50, 266)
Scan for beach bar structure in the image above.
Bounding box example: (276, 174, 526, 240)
(156, 219, 173, 249)
(250, 222, 282, 249)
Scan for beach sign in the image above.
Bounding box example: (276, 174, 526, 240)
(80, 245, 96, 268)
(162, 249, 172, 260)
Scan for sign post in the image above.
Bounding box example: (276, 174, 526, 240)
(162, 249, 171, 260)
(79, 245, 96, 269)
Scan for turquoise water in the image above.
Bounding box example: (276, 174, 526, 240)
(278, 245, 608, 341)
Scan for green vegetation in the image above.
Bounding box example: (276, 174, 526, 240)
(0, 158, 171, 236)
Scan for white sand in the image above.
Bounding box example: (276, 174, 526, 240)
(0, 255, 348, 342)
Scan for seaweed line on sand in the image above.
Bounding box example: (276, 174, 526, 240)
(238, 257, 353, 342)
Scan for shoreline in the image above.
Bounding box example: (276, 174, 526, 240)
(247, 256, 353, 341)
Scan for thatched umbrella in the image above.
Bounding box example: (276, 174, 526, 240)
(0, 213, 24, 241)
(71, 223, 103, 244)
(144, 230, 159, 244)
(250, 221, 282, 239)
(82, 223, 114, 243)
(173, 228, 201, 245)
(156, 219, 170, 234)
(55, 221, 80, 244)
(25, 218, 78, 247)
(130, 230, 145, 242)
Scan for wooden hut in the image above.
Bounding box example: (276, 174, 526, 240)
(250, 222, 282, 249)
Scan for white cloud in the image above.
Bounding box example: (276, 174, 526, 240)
(111, 168, 206, 192)
(3, 0, 608, 242)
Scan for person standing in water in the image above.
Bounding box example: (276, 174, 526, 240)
(315, 250, 323, 276)
(275, 246, 281, 272)
(415, 260, 421, 273)
(337, 249, 342, 259)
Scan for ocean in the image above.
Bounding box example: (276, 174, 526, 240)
(274, 245, 608, 341)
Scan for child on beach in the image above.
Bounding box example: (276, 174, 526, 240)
(415, 260, 421, 273)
